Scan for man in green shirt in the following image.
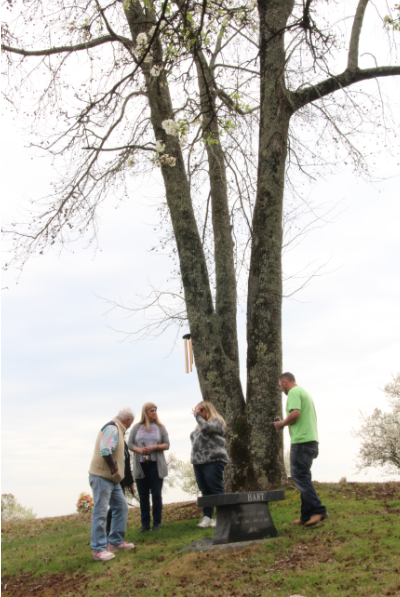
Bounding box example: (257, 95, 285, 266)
(274, 372, 328, 527)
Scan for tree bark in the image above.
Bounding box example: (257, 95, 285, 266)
(125, 2, 254, 490)
(245, 0, 294, 488)
(193, 48, 257, 490)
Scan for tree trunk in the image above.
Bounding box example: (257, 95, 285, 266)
(125, 2, 256, 491)
(245, 0, 294, 488)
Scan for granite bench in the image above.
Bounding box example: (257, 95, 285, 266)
(197, 490, 285, 545)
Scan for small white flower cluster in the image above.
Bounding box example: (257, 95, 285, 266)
(150, 64, 163, 77)
(132, 32, 149, 60)
(127, 155, 135, 168)
(132, 30, 156, 62)
(162, 119, 180, 137)
(136, 32, 148, 48)
(155, 140, 165, 153)
(159, 154, 176, 167)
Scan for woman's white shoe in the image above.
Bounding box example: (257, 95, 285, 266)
(197, 516, 212, 528)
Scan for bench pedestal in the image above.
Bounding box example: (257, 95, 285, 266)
(198, 490, 285, 545)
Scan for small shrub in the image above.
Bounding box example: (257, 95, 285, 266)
(165, 453, 199, 497)
(1, 493, 36, 522)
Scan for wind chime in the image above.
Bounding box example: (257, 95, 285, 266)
(182, 333, 194, 373)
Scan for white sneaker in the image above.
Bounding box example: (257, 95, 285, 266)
(210, 518, 216, 527)
(197, 516, 212, 528)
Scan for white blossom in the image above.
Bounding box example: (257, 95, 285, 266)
(162, 119, 180, 137)
(148, 26, 156, 37)
(155, 140, 165, 153)
(159, 154, 176, 167)
(143, 53, 153, 63)
(136, 32, 148, 49)
(150, 64, 163, 77)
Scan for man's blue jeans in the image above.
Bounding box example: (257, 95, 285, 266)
(135, 461, 163, 528)
(89, 474, 128, 552)
(290, 442, 327, 523)
(193, 461, 225, 518)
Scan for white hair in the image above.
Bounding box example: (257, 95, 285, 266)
(116, 407, 135, 421)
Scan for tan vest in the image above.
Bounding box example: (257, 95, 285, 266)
(89, 418, 126, 484)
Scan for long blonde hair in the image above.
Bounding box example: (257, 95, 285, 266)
(197, 401, 226, 429)
(138, 402, 163, 429)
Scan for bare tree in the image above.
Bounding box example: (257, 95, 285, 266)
(353, 373, 400, 476)
(2, 0, 400, 490)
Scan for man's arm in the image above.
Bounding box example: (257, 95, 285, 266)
(103, 454, 119, 475)
(274, 410, 301, 430)
(100, 425, 119, 473)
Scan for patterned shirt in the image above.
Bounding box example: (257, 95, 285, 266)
(99, 425, 119, 456)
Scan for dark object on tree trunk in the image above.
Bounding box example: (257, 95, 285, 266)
(198, 490, 285, 544)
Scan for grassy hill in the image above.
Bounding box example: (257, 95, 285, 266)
(2, 482, 400, 597)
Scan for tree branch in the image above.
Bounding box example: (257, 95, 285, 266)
(1, 35, 131, 57)
(293, 66, 400, 110)
(82, 142, 153, 152)
(348, 0, 369, 71)
(212, 63, 259, 76)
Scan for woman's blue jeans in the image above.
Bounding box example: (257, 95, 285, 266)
(290, 442, 327, 523)
(135, 461, 163, 527)
(89, 474, 128, 552)
(193, 461, 225, 518)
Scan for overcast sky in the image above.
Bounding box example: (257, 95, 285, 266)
(2, 14, 400, 518)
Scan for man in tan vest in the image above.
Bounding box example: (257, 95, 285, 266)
(89, 407, 135, 561)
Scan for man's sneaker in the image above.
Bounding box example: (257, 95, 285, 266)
(107, 541, 135, 552)
(139, 526, 151, 533)
(152, 524, 161, 531)
(92, 550, 115, 561)
(197, 516, 212, 528)
(210, 518, 217, 527)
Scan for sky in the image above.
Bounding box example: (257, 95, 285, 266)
(2, 11, 400, 519)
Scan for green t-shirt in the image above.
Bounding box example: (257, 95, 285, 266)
(286, 385, 319, 444)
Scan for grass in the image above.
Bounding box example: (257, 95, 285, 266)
(1, 482, 400, 597)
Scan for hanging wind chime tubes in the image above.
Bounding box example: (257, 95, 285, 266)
(182, 333, 194, 373)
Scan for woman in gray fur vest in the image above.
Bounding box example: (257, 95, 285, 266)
(190, 401, 229, 528)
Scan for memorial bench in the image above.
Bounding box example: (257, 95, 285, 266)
(197, 490, 285, 545)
